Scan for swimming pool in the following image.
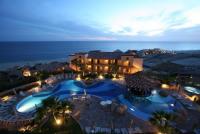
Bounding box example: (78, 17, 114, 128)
(16, 80, 127, 113)
(119, 90, 181, 120)
(184, 86, 200, 95)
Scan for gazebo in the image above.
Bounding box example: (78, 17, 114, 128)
(125, 73, 154, 97)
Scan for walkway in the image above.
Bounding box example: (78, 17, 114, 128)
(71, 95, 157, 133)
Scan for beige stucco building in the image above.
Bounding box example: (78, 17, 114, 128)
(69, 50, 143, 74)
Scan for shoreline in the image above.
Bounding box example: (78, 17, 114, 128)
(0, 57, 69, 71)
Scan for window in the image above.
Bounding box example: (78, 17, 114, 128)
(126, 57, 129, 60)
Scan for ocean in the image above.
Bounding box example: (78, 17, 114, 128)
(0, 41, 200, 70)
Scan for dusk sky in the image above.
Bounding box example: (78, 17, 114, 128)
(0, 0, 200, 41)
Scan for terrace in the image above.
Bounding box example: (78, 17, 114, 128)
(0, 56, 199, 133)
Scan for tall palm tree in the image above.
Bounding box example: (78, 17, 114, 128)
(71, 59, 81, 71)
(79, 63, 86, 76)
(35, 106, 46, 124)
(35, 97, 73, 126)
(71, 59, 86, 76)
(109, 62, 119, 76)
(58, 101, 73, 124)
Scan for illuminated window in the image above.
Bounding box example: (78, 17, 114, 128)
(104, 59, 108, 64)
(104, 66, 108, 71)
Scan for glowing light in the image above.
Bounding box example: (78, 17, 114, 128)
(18, 127, 26, 132)
(151, 90, 157, 95)
(87, 65, 92, 69)
(104, 66, 108, 70)
(1, 96, 10, 101)
(112, 77, 117, 81)
(65, 109, 72, 114)
(55, 118, 63, 125)
(23, 69, 31, 77)
(161, 84, 170, 89)
(185, 95, 199, 102)
(99, 75, 104, 79)
(170, 104, 174, 107)
(104, 60, 109, 64)
(76, 74, 81, 81)
(130, 108, 135, 111)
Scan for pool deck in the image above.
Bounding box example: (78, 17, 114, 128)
(71, 95, 157, 133)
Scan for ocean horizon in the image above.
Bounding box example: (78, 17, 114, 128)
(0, 41, 200, 70)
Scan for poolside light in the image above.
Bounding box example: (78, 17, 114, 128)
(112, 77, 117, 81)
(151, 90, 157, 95)
(99, 74, 104, 79)
(65, 109, 71, 114)
(76, 74, 81, 81)
(18, 127, 26, 132)
(2, 96, 10, 101)
(161, 84, 169, 89)
(170, 103, 174, 107)
(55, 118, 63, 125)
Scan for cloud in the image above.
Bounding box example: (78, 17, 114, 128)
(0, 15, 109, 41)
(107, 5, 200, 37)
(171, 7, 200, 30)
(0, 0, 200, 41)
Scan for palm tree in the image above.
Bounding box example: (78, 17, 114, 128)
(149, 111, 176, 134)
(57, 101, 73, 123)
(109, 62, 119, 76)
(34, 97, 73, 126)
(71, 59, 86, 76)
(35, 106, 46, 124)
(79, 63, 87, 76)
(71, 59, 81, 71)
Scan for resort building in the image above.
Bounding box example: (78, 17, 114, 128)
(22, 68, 31, 77)
(69, 50, 143, 74)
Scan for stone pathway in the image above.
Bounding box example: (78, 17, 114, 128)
(71, 96, 157, 133)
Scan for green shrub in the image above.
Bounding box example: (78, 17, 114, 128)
(104, 73, 114, 79)
(159, 90, 169, 97)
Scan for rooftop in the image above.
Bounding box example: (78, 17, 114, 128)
(88, 51, 123, 59)
(73, 50, 140, 59)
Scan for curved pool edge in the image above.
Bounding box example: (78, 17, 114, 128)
(16, 80, 127, 113)
(16, 94, 51, 113)
(184, 86, 200, 95)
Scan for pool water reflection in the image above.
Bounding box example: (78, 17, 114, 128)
(126, 90, 178, 115)
(184, 86, 200, 95)
(16, 80, 126, 113)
